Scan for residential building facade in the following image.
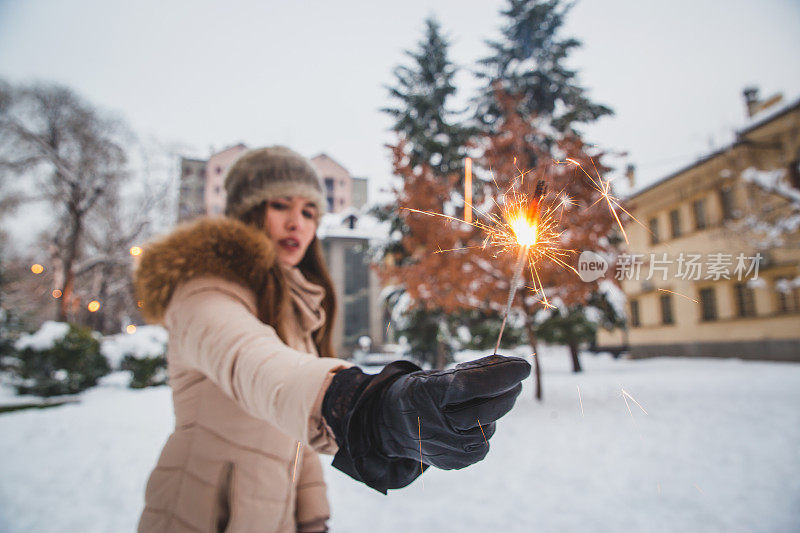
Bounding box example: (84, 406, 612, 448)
(309, 153, 352, 213)
(178, 158, 207, 223)
(598, 94, 800, 361)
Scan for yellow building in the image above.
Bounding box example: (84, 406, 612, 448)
(598, 94, 800, 361)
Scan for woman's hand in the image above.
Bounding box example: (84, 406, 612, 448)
(376, 355, 530, 469)
(322, 355, 531, 492)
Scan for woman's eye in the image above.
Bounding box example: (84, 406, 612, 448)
(269, 202, 289, 210)
(302, 210, 314, 219)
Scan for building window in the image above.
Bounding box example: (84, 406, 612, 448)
(776, 278, 800, 313)
(344, 294, 370, 341)
(324, 177, 334, 192)
(669, 209, 681, 239)
(693, 199, 707, 230)
(788, 159, 800, 190)
(699, 288, 717, 321)
(649, 217, 660, 244)
(344, 244, 369, 295)
(720, 187, 734, 220)
(734, 283, 756, 317)
(216, 166, 222, 175)
(660, 294, 674, 324)
(630, 300, 640, 327)
(327, 196, 334, 212)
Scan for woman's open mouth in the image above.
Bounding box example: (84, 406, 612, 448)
(278, 238, 300, 252)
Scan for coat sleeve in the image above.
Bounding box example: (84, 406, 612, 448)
(295, 445, 330, 531)
(164, 276, 351, 451)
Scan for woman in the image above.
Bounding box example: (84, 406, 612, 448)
(135, 146, 529, 532)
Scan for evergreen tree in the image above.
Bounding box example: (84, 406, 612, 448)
(473, 1, 621, 376)
(382, 17, 471, 175)
(375, 17, 471, 368)
(476, 0, 612, 134)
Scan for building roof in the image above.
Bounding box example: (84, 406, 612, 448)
(627, 95, 800, 201)
(310, 153, 350, 178)
(317, 208, 388, 241)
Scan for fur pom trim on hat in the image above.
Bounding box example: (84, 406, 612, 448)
(224, 146, 325, 218)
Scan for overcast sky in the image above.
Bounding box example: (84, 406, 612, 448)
(1, 0, 799, 249)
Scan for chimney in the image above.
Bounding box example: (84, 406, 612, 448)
(625, 164, 636, 189)
(743, 87, 760, 118)
(743, 86, 784, 118)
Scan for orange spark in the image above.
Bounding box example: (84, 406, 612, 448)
(560, 158, 647, 245)
(31, 264, 44, 274)
(621, 387, 648, 415)
(464, 157, 473, 224)
(477, 418, 488, 447)
(126, 324, 137, 334)
(129, 246, 142, 256)
(658, 288, 699, 304)
(418, 416, 424, 488)
(52, 289, 62, 299)
(694, 484, 704, 495)
(292, 441, 302, 483)
(87, 300, 101, 313)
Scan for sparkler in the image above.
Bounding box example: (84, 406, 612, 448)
(404, 169, 577, 353)
(493, 179, 547, 354)
(577, 385, 584, 417)
(402, 155, 635, 357)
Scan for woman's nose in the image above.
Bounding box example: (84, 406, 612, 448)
(285, 210, 301, 230)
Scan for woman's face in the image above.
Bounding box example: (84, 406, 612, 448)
(264, 196, 319, 267)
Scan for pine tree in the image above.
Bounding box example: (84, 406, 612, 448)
(375, 17, 471, 368)
(382, 17, 471, 175)
(480, 90, 620, 375)
(473, 1, 619, 376)
(475, 0, 612, 134)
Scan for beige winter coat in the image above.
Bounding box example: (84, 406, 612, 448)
(134, 217, 351, 533)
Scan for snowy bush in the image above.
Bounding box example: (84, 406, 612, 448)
(0, 306, 19, 364)
(10, 322, 110, 397)
(101, 326, 168, 389)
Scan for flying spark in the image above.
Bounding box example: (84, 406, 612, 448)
(621, 387, 648, 415)
(418, 416, 424, 489)
(560, 158, 647, 244)
(292, 441, 302, 483)
(464, 157, 473, 224)
(658, 288, 699, 304)
(477, 418, 489, 447)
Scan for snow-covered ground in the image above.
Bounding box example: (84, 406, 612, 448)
(1, 346, 799, 532)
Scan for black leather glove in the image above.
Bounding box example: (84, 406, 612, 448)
(322, 355, 531, 493)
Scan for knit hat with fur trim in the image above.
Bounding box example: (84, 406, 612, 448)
(224, 146, 325, 218)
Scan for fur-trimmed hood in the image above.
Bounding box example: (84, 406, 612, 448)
(134, 216, 279, 325)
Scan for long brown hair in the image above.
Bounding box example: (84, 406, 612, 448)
(237, 201, 337, 358)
